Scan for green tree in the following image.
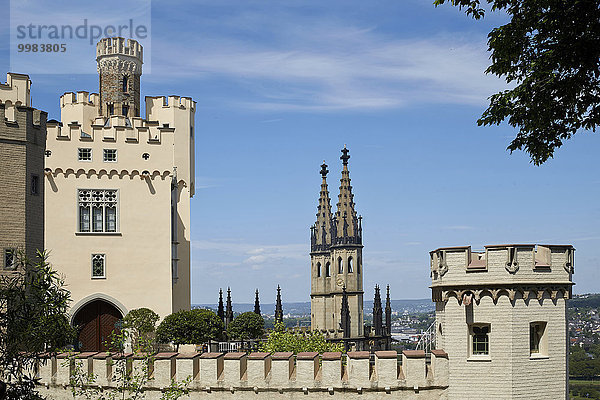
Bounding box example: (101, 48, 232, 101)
(260, 323, 344, 354)
(227, 312, 265, 340)
(434, 0, 600, 165)
(0, 250, 76, 399)
(123, 307, 159, 349)
(156, 309, 223, 349)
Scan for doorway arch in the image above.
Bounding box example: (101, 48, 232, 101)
(72, 299, 124, 351)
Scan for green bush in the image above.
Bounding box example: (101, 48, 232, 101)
(227, 312, 265, 340)
(156, 309, 223, 348)
(260, 323, 344, 354)
(123, 307, 159, 349)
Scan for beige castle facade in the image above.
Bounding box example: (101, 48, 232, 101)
(431, 244, 574, 399)
(44, 37, 195, 350)
(0, 73, 46, 274)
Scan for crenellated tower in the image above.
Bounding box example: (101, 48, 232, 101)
(96, 37, 143, 118)
(310, 146, 364, 340)
(431, 244, 574, 399)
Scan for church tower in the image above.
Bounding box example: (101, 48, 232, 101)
(310, 146, 364, 338)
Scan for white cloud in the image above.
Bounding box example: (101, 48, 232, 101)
(150, 16, 504, 111)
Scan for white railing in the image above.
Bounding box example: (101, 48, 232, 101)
(416, 322, 436, 353)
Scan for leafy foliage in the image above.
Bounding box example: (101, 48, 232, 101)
(124, 308, 159, 335)
(227, 312, 265, 340)
(0, 250, 76, 399)
(123, 307, 159, 350)
(156, 308, 223, 347)
(434, 0, 600, 165)
(570, 345, 600, 379)
(260, 323, 344, 354)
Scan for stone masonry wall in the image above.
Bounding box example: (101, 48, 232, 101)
(36, 350, 448, 400)
(0, 102, 46, 273)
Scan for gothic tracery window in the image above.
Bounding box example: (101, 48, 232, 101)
(78, 189, 118, 233)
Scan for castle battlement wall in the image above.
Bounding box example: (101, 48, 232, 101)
(430, 244, 574, 303)
(61, 91, 100, 107)
(36, 350, 448, 399)
(0, 73, 31, 107)
(96, 37, 143, 63)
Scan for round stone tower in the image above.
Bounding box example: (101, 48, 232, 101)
(96, 37, 143, 118)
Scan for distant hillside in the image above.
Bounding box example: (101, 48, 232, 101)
(194, 294, 599, 317)
(194, 299, 435, 316)
(570, 294, 600, 309)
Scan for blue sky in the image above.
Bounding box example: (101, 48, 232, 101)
(1, 0, 598, 304)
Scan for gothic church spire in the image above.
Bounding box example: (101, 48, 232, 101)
(254, 289, 261, 315)
(275, 285, 283, 324)
(217, 288, 225, 322)
(311, 161, 334, 252)
(225, 287, 233, 328)
(335, 145, 361, 245)
(373, 285, 383, 336)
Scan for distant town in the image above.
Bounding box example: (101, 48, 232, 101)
(197, 293, 599, 352)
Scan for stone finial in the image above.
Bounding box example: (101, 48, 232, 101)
(340, 144, 350, 166)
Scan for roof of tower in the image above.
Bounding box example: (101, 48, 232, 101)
(335, 145, 359, 241)
(312, 161, 334, 251)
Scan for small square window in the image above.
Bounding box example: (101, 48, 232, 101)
(92, 254, 105, 278)
(78, 148, 92, 161)
(30, 174, 39, 195)
(103, 149, 117, 162)
(4, 249, 16, 270)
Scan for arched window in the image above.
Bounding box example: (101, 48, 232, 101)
(338, 257, 343, 274)
(325, 262, 331, 277)
(122, 75, 128, 92)
(357, 256, 361, 274)
(317, 262, 321, 277)
(348, 257, 353, 273)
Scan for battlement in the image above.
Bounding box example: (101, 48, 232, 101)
(430, 244, 574, 303)
(0, 73, 31, 107)
(60, 91, 100, 107)
(146, 95, 195, 112)
(96, 37, 143, 63)
(36, 350, 448, 398)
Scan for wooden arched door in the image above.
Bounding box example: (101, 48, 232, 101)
(73, 300, 123, 351)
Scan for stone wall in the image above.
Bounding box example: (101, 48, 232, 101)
(36, 350, 448, 400)
(0, 73, 46, 273)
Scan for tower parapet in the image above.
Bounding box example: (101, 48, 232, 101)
(430, 244, 574, 303)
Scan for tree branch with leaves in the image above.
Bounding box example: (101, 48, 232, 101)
(435, 0, 600, 165)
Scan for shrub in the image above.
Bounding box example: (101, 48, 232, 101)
(260, 323, 344, 354)
(227, 312, 265, 340)
(156, 309, 223, 349)
(123, 307, 159, 349)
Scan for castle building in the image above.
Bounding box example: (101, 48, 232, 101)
(310, 147, 364, 340)
(44, 37, 195, 351)
(431, 244, 574, 399)
(0, 73, 47, 274)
